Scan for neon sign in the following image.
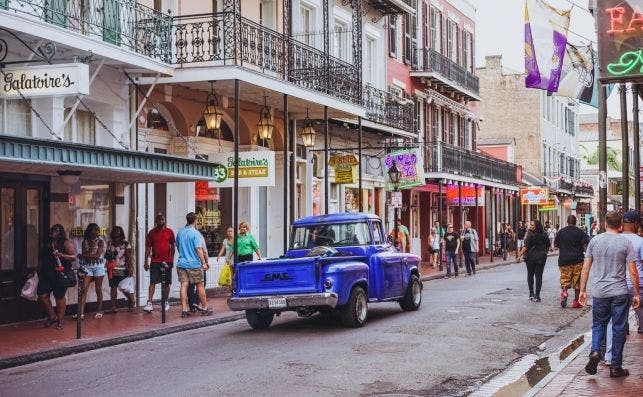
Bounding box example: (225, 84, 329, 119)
(605, 6, 643, 34)
(607, 49, 643, 76)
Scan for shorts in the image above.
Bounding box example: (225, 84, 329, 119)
(517, 239, 525, 249)
(109, 275, 128, 288)
(238, 254, 254, 262)
(559, 263, 583, 290)
(84, 265, 106, 277)
(177, 267, 204, 284)
(150, 262, 173, 285)
(37, 273, 67, 299)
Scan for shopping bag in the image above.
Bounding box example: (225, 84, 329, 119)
(117, 276, 135, 294)
(21, 273, 39, 301)
(218, 262, 232, 287)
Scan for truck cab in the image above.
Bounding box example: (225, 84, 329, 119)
(227, 213, 422, 329)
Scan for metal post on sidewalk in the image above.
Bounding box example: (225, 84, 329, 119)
(76, 269, 83, 339)
(161, 262, 167, 324)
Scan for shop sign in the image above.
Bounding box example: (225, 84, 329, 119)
(520, 187, 550, 205)
(384, 149, 423, 191)
(576, 202, 591, 213)
(195, 181, 218, 201)
(596, 0, 643, 81)
(538, 199, 558, 212)
(329, 154, 358, 184)
(208, 151, 275, 187)
(446, 185, 485, 206)
(69, 226, 107, 237)
(196, 209, 221, 229)
(1, 63, 90, 98)
(391, 191, 403, 208)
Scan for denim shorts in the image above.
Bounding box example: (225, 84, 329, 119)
(84, 265, 106, 277)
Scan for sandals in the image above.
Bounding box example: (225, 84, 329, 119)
(94, 312, 103, 319)
(181, 310, 191, 318)
(195, 305, 213, 316)
(55, 321, 64, 330)
(72, 313, 85, 320)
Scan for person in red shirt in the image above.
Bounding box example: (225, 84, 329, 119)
(143, 214, 175, 313)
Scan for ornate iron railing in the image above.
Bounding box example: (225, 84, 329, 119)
(363, 84, 415, 132)
(0, 0, 171, 62)
(424, 143, 518, 185)
(419, 48, 479, 96)
(172, 13, 361, 104)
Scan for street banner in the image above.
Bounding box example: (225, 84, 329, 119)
(208, 151, 275, 187)
(329, 154, 358, 184)
(554, 44, 614, 107)
(524, 0, 571, 92)
(520, 187, 550, 205)
(384, 149, 423, 190)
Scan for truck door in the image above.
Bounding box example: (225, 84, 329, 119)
(372, 221, 404, 298)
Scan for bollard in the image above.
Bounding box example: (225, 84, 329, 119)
(76, 267, 86, 339)
(161, 262, 168, 324)
(438, 247, 443, 272)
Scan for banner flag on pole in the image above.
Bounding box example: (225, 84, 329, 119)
(524, 0, 571, 92)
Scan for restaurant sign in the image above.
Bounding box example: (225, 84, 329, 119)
(384, 149, 423, 190)
(1, 63, 90, 98)
(596, 0, 643, 81)
(520, 188, 550, 205)
(208, 151, 275, 187)
(538, 199, 558, 212)
(329, 154, 358, 184)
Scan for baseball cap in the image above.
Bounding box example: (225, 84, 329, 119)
(623, 210, 640, 223)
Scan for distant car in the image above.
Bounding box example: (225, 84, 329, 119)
(227, 213, 422, 329)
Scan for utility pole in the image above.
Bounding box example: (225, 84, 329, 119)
(598, 83, 608, 231)
(620, 84, 629, 209)
(633, 83, 640, 211)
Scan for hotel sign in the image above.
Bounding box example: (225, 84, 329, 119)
(596, 0, 643, 81)
(329, 154, 358, 184)
(208, 151, 275, 187)
(1, 63, 90, 98)
(520, 188, 550, 205)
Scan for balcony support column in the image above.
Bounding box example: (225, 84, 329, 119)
(234, 79, 240, 266)
(283, 94, 289, 252)
(620, 84, 629, 209)
(290, 118, 296, 229)
(598, 83, 608, 232)
(475, 185, 480, 265)
(490, 189, 495, 263)
(633, 84, 641, 210)
(358, 116, 363, 212)
(324, 106, 329, 214)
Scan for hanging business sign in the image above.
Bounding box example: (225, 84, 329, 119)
(520, 187, 550, 205)
(208, 151, 275, 187)
(596, 0, 643, 82)
(329, 154, 358, 184)
(538, 199, 558, 212)
(0, 63, 90, 98)
(384, 149, 423, 190)
(446, 185, 485, 206)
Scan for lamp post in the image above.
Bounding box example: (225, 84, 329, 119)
(388, 161, 401, 250)
(301, 108, 316, 148)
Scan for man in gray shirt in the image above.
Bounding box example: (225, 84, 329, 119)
(579, 211, 640, 378)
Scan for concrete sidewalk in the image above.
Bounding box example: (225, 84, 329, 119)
(0, 252, 524, 370)
(535, 321, 643, 397)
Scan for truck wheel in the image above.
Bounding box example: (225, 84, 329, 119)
(245, 310, 274, 330)
(340, 286, 368, 328)
(399, 275, 422, 311)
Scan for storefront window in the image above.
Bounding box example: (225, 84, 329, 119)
(59, 183, 112, 251)
(195, 181, 231, 257)
(344, 187, 359, 212)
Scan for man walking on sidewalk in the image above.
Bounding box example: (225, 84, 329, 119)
(176, 212, 212, 317)
(579, 211, 640, 378)
(621, 211, 643, 332)
(516, 221, 527, 260)
(144, 214, 175, 313)
(442, 224, 460, 278)
(555, 215, 589, 308)
(460, 221, 479, 276)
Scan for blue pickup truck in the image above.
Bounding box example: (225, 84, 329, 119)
(227, 213, 422, 329)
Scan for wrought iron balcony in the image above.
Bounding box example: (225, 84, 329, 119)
(414, 48, 479, 99)
(172, 13, 361, 104)
(0, 0, 172, 62)
(367, 0, 416, 15)
(363, 84, 415, 132)
(424, 143, 518, 185)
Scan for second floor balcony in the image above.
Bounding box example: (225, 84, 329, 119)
(412, 48, 480, 101)
(0, 0, 171, 63)
(425, 143, 519, 186)
(363, 84, 415, 133)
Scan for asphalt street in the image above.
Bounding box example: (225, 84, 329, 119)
(0, 256, 592, 397)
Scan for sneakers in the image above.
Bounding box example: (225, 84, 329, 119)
(610, 367, 630, 378)
(585, 351, 601, 375)
(533, 297, 541, 302)
(560, 290, 568, 308)
(164, 302, 170, 312)
(143, 301, 153, 313)
(529, 293, 534, 301)
(570, 300, 582, 309)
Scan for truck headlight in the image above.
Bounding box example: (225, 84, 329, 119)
(323, 279, 333, 289)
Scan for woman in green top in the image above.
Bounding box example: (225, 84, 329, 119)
(236, 222, 262, 262)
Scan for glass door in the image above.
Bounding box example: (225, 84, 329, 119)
(0, 187, 16, 299)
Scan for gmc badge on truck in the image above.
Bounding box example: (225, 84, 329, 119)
(262, 272, 293, 281)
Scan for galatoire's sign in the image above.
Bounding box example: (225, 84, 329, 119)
(596, 0, 643, 82)
(209, 151, 275, 187)
(0, 63, 90, 98)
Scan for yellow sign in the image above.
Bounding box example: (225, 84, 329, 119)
(227, 166, 269, 178)
(329, 154, 358, 184)
(69, 226, 107, 237)
(538, 199, 557, 212)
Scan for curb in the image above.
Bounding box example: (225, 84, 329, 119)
(419, 254, 536, 282)
(0, 313, 245, 371)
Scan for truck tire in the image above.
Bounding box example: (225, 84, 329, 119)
(245, 310, 274, 330)
(340, 286, 368, 328)
(399, 274, 422, 311)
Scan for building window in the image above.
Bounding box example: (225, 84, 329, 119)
(0, 99, 32, 136)
(462, 30, 472, 71)
(64, 109, 96, 145)
(403, 3, 418, 65)
(195, 183, 231, 257)
(429, 6, 440, 51)
(333, 20, 350, 62)
(364, 36, 377, 84)
(64, 183, 112, 246)
(300, 5, 313, 47)
(389, 15, 398, 56)
(447, 20, 457, 62)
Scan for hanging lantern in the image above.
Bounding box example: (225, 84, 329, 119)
(301, 108, 316, 147)
(256, 96, 274, 140)
(202, 81, 222, 132)
(388, 161, 401, 187)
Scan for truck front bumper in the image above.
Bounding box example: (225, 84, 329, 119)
(227, 292, 339, 311)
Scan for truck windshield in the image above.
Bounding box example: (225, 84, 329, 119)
(290, 222, 372, 249)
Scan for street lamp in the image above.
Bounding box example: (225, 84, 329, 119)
(388, 160, 401, 250)
(301, 108, 316, 148)
(202, 81, 223, 133)
(256, 95, 274, 141)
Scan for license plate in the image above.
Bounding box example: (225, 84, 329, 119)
(268, 297, 287, 308)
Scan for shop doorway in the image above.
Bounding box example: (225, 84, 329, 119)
(0, 180, 48, 324)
